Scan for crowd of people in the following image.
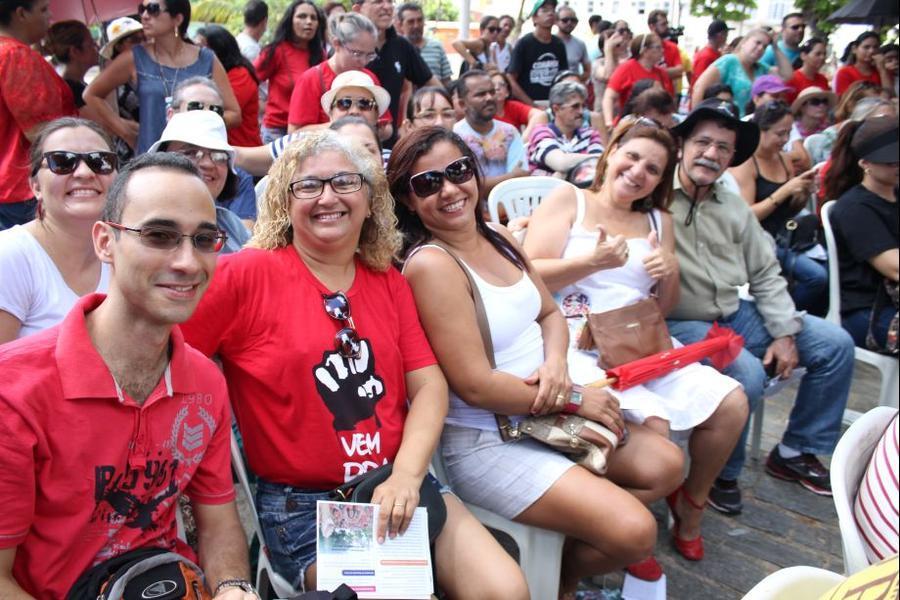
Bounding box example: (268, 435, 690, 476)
(0, 0, 897, 597)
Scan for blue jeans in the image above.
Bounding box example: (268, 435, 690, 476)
(0, 199, 36, 231)
(843, 306, 897, 351)
(668, 301, 854, 480)
(775, 246, 828, 317)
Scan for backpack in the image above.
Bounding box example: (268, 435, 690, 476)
(67, 547, 210, 600)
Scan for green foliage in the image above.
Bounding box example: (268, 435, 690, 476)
(192, 0, 243, 32)
(689, 0, 756, 22)
(422, 0, 458, 21)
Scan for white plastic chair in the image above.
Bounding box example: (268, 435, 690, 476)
(486, 176, 570, 224)
(430, 451, 565, 599)
(821, 201, 899, 424)
(830, 406, 897, 575)
(741, 565, 845, 599)
(230, 430, 300, 599)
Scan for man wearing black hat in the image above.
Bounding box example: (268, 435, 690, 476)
(666, 99, 856, 515)
(691, 20, 731, 90)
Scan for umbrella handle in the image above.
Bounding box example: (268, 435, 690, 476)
(585, 377, 617, 388)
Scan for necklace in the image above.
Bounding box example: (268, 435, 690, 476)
(151, 42, 184, 106)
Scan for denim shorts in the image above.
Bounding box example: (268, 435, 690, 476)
(256, 474, 450, 591)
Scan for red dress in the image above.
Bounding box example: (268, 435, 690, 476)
(226, 66, 262, 147)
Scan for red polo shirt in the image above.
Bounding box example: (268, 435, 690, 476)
(608, 58, 675, 108)
(662, 39, 681, 70)
(692, 45, 721, 87)
(0, 294, 234, 599)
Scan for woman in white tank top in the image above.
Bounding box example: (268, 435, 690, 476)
(388, 127, 685, 597)
(525, 117, 749, 568)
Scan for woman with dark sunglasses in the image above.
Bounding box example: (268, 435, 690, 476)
(85, 0, 240, 155)
(523, 119, 747, 576)
(451, 15, 501, 73)
(0, 118, 116, 344)
(387, 127, 691, 594)
(181, 129, 527, 597)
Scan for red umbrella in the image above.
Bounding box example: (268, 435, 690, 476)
(587, 322, 744, 391)
(50, 0, 135, 24)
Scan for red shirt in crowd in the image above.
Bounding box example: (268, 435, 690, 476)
(0, 294, 235, 599)
(834, 65, 881, 96)
(0, 36, 76, 204)
(181, 248, 437, 489)
(226, 65, 262, 147)
(496, 99, 534, 130)
(662, 39, 681, 71)
(608, 58, 674, 109)
(691, 45, 721, 87)
(254, 42, 313, 128)
(786, 69, 830, 104)
(288, 63, 380, 129)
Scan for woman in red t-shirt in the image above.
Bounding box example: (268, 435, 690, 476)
(200, 25, 262, 147)
(603, 33, 674, 128)
(835, 32, 887, 96)
(786, 38, 829, 104)
(254, 0, 325, 142)
(490, 71, 539, 131)
(182, 129, 529, 597)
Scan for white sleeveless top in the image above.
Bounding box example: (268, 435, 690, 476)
(410, 244, 545, 431)
(556, 188, 661, 316)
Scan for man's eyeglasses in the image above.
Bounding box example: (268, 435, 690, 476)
(344, 46, 378, 62)
(105, 222, 227, 253)
(788, 23, 806, 30)
(689, 136, 735, 156)
(172, 147, 231, 165)
(290, 172, 365, 199)
(408, 156, 475, 198)
(486, 26, 501, 33)
(183, 100, 224, 116)
(332, 97, 378, 112)
(323, 291, 361, 359)
(560, 17, 578, 24)
(35, 151, 118, 176)
(137, 2, 165, 17)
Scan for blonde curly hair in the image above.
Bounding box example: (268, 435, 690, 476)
(248, 129, 401, 271)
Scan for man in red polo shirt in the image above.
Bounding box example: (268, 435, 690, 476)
(0, 154, 256, 599)
(692, 19, 732, 89)
(647, 9, 684, 89)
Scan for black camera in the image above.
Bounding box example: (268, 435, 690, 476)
(667, 26, 684, 42)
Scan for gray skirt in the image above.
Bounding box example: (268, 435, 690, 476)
(440, 423, 576, 519)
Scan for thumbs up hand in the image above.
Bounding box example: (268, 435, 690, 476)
(589, 225, 630, 270)
(642, 229, 678, 280)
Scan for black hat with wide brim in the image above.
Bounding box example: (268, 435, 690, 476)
(671, 99, 760, 167)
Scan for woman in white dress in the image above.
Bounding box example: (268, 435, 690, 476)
(0, 118, 115, 343)
(525, 116, 748, 564)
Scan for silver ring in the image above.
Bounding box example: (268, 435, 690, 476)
(393, 501, 406, 506)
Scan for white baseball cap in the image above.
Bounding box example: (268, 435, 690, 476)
(147, 111, 236, 173)
(320, 70, 391, 117)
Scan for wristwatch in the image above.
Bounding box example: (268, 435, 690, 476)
(563, 385, 584, 414)
(214, 578, 259, 598)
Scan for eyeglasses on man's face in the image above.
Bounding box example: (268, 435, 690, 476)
(105, 222, 227, 253)
(332, 97, 378, 112)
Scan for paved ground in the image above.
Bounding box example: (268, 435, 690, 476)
(233, 360, 888, 599)
(582, 360, 885, 600)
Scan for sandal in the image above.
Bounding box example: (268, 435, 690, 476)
(666, 485, 705, 561)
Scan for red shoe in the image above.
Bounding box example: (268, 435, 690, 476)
(666, 486, 705, 561)
(625, 556, 663, 581)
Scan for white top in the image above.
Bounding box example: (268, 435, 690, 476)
(490, 41, 512, 73)
(236, 31, 261, 62)
(0, 225, 110, 339)
(412, 245, 545, 431)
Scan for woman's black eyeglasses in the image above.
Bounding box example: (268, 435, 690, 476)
(105, 222, 227, 253)
(290, 173, 364, 200)
(408, 156, 475, 198)
(332, 97, 378, 112)
(137, 2, 164, 17)
(184, 100, 225, 116)
(35, 151, 118, 176)
(323, 291, 362, 359)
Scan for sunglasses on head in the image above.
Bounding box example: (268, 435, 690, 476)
(137, 2, 164, 17)
(105, 222, 227, 253)
(323, 291, 362, 359)
(333, 97, 378, 112)
(184, 100, 224, 116)
(409, 156, 475, 198)
(35, 151, 118, 176)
